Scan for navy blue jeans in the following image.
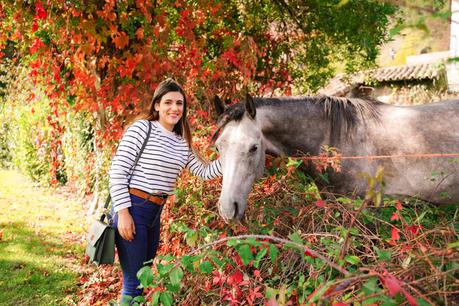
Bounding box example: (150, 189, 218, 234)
(112, 194, 162, 301)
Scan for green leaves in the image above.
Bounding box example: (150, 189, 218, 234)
(345, 255, 360, 265)
(269, 244, 279, 263)
(447, 240, 459, 249)
(160, 291, 173, 306)
(199, 261, 213, 274)
(237, 244, 253, 266)
(374, 247, 392, 261)
(308, 282, 332, 303)
(253, 247, 268, 269)
(169, 267, 184, 287)
(362, 277, 379, 295)
(137, 266, 154, 288)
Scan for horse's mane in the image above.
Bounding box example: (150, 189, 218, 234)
(212, 95, 382, 144)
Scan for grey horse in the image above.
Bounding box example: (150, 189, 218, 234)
(212, 94, 459, 221)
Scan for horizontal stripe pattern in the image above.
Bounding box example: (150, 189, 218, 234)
(109, 120, 221, 212)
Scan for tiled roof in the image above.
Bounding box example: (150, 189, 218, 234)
(371, 63, 442, 81)
(319, 63, 444, 96)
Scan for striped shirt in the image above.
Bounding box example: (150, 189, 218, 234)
(109, 120, 222, 212)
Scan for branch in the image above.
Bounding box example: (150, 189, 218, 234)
(186, 234, 350, 276)
(142, 234, 350, 304)
(271, 0, 309, 35)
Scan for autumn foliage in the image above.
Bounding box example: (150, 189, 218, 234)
(0, 0, 394, 156)
(4, 2, 456, 306)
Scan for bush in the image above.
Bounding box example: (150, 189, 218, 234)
(61, 111, 96, 193)
(0, 115, 12, 168)
(7, 93, 58, 183)
(0, 63, 53, 183)
(120, 159, 459, 305)
(0, 60, 117, 196)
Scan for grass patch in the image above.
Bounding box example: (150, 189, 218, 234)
(0, 169, 86, 305)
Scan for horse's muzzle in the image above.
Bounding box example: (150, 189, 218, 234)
(233, 201, 239, 220)
(218, 200, 244, 223)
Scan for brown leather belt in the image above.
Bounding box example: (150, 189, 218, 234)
(129, 188, 168, 205)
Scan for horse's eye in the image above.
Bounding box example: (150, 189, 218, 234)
(249, 145, 258, 153)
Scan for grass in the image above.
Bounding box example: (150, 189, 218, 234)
(0, 169, 86, 305)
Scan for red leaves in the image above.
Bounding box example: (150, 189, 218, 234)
(304, 249, 316, 258)
(390, 212, 399, 221)
(228, 270, 243, 285)
(380, 272, 418, 306)
(135, 27, 144, 40)
(30, 38, 44, 54)
(391, 227, 400, 243)
(222, 48, 242, 67)
(32, 20, 39, 32)
(391, 200, 402, 220)
(246, 286, 263, 306)
(407, 225, 423, 236)
(309, 147, 342, 173)
(315, 200, 326, 207)
(175, 9, 196, 40)
(381, 274, 401, 297)
(195, 109, 209, 120)
(34, 2, 47, 20)
(212, 270, 224, 286)
(112, 31, 129, 49)
(262, 174, 278, 195)
(118, 54, 143, 78)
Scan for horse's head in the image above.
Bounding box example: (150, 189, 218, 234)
(213, 94, 265, 222)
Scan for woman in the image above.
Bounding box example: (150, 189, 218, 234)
(109, 78, 221, 301)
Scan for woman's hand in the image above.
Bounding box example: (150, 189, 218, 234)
(117, 208, 136, 241)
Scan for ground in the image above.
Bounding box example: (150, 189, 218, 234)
(0, 169, 90, 305)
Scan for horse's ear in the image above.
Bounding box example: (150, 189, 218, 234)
(213, 95, 226, 116)
(245, 93, 256, 119)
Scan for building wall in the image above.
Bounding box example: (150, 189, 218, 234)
(447, 0, 459, 92)
(361, 79, 449, 105)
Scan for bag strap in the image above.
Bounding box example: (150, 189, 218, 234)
(101, 121, 152, 222)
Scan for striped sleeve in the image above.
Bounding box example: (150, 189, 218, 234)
(109, 120, 149, 212)
(186, 151, 222, 180)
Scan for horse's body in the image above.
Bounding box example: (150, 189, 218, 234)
(213, 95, 459, 221)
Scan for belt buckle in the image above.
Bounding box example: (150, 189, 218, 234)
(157, 194, 168, 204)
(157, 193, 168, 199)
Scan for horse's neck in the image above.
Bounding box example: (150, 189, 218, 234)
(256, 102, 330, 156)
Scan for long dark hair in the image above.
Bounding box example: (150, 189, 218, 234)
(136, 78, 192, 148)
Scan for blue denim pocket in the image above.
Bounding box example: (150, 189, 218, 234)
(129, 195, 162, 226)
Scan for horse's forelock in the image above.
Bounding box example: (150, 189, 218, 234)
(211, 104, 247, 144)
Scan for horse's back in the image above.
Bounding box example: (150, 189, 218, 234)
(333, 98, 459, 204)
(377, 99, 459, 145)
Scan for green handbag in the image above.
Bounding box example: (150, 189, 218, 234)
(85, 121, 152, 265)
(85, 205, 115, 265)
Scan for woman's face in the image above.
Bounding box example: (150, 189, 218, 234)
(154, 91, 185, 131)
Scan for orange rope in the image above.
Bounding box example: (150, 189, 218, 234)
(301, 153, 459, 161)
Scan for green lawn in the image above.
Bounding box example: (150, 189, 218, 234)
(0, 169, 86, 305)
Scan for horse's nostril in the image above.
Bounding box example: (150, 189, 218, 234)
(233, 202, 239, 219)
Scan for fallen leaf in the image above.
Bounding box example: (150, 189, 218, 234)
(382, 274, 401, 297)
(391, 227, 400, 242)
(315, 200, 326, 207)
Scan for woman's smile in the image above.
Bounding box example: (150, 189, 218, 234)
(155, 91, 184, 131)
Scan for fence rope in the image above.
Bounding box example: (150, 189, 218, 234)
(300, 153, 459, 161)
